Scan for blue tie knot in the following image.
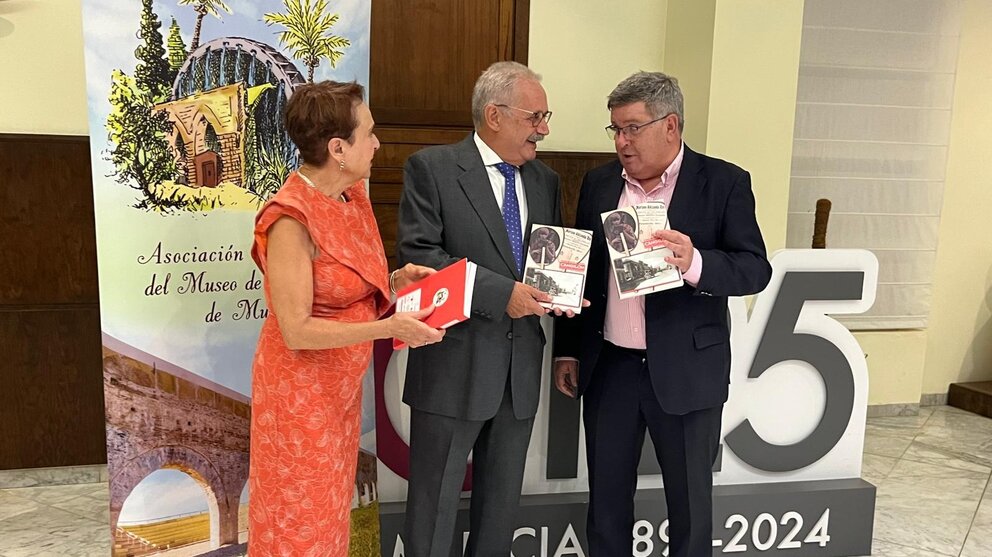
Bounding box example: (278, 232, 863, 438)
(495, 162, 517, 180)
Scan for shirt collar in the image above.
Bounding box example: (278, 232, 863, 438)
(474, 132, 511, 168)
(621, 141, 685, 190)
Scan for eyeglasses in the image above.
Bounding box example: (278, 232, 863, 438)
(605, 114, 672, 140)
(494, 104, 553, 127)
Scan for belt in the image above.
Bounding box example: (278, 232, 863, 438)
(606, 341, 647, 359)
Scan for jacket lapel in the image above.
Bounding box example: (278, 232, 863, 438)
(595, 162, 626, 285)
(667, 145, 705, 233)
(520, 161, 546, 246)
(601, 163, 626, 217)
(455, 136, 521, 278)
(594, 161, 626, 238)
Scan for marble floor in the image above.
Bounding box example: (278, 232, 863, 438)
(2, 405, 991, 556)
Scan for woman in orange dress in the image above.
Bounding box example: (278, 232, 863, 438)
(248, 81, 444, 556)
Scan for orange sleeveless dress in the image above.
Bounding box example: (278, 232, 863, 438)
(248, 173, 390, 556)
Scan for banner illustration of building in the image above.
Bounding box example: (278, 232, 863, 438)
(81, 1, 373, 554)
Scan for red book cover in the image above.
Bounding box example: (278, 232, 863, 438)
(392, 258, 477, 350)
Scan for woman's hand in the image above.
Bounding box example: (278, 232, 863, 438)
(392, 263, 436, 293)
(389, 305, 446, 348)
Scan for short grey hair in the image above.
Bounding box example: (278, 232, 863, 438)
(471, 61, 542, 127)
(608, 71, 684, 131)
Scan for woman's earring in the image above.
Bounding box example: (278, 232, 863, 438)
(339, 158, 345, 171)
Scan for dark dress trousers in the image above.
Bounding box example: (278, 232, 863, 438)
(555, 146, 771, 556)
(397, 134, 562, 557)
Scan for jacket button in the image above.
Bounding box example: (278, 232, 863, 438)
(506, 332, 513, 340)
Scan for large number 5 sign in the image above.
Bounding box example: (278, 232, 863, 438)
(723, 249, 878, 478)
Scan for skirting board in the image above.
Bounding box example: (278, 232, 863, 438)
(866, 403, 921, 417)
(920, 393, 949, 407)
(0, 464, 107, 489)
(866, 394, 949, 417)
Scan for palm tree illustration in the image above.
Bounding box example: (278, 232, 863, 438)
(178, 0, 231, 52)
(264, 0, 350, 83)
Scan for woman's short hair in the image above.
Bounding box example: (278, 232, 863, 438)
(285, 80, 365, 166)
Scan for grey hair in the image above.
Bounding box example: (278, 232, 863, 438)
(471, 61, 542, 127)
(608, 71, 684, 131)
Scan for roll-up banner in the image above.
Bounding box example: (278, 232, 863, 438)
(80, 1, 373, 554)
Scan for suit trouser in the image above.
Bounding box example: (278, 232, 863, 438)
(584, 342, 723, 557)
(403, 380, 535, 557)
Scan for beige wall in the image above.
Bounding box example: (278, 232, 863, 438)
(0, 0, 88, 135)
(663, 0, 716, 152)
(921, 0, 992, 395)
(702, 0, 803, 255)
(529, 0, 667, 153)
(857, 331, 930, 406)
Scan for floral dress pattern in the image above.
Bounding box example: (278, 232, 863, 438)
(248, 173, 390, 556)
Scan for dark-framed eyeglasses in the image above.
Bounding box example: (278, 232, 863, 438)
(605, 113, 672, 140)
(494, 104, 553, 127)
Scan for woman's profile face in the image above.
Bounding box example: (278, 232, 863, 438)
(342, 102, 380, 180)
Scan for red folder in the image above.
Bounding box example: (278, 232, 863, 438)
(393, 258, 477, 350)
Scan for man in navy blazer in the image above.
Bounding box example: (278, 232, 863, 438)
(553, 72, 772, 556)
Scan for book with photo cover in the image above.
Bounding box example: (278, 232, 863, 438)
(393, 258, 477, 350)
(522, 224, 593, 313)
(601, 201, 683, 299)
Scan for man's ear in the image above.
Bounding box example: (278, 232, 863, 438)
(483, 104, 502, 132)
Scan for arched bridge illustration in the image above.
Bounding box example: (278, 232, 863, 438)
(102, 335, 250, 553)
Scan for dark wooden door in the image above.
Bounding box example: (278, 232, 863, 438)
(369, 0, 530, 268)
(0, 135, 107, 470)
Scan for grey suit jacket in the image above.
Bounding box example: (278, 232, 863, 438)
(396, 134, 562, 421)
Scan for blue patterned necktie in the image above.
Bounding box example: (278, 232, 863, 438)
(495, 162, 523, 274)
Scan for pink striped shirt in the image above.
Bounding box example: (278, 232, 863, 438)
(604, 143, 702, 350)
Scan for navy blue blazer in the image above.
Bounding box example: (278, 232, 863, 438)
(553, 146, 772, 415)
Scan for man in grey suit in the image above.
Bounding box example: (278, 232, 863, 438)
(396, 61, 561, 556)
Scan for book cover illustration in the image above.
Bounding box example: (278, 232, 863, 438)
(522, 225, 592, 313)
(601, 202, 683, 299)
